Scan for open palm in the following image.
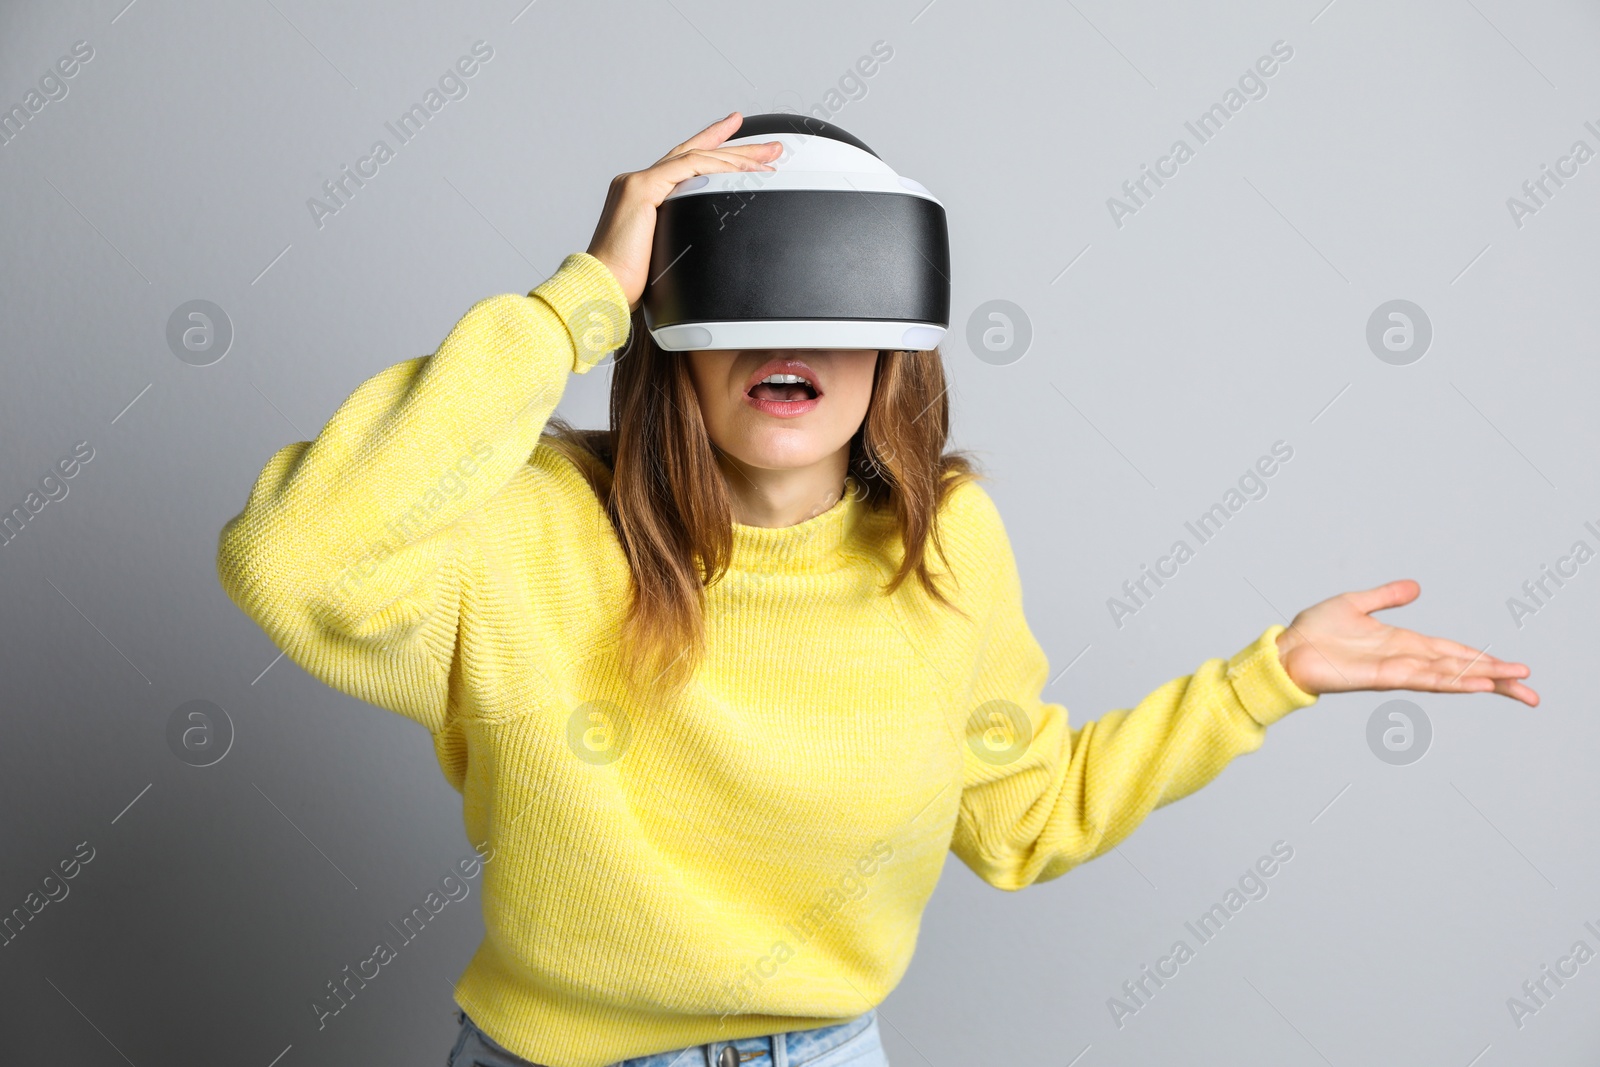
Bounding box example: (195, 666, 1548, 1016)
(1274, 579, 1538, 707)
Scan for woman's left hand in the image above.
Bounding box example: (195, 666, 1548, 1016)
(1274, 579, 1538, 706)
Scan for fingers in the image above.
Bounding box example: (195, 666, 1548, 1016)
(647, 146, 779, 190)
(1420, 633, 1508, 666)
(1378, 657, 1540, 706)
(1400, 635, 1531, 682)
(658, 111, 745, 164)
(1343, 578, 1421, 615)
(1408, 670, 1498, 695)
(1450, 675, 1539, 707)
(660, 143, 782, 171)
(1398, 651, 1529, 684)
(1495, 678, 1541, 707)
(1437, 674, 1541, 707)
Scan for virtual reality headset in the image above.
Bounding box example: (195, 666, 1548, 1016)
(642, 113, 950, 353)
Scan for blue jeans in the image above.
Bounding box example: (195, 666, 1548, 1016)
(447, 1007, 889, 1067)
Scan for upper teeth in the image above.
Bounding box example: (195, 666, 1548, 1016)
(761, 373, 811, 385)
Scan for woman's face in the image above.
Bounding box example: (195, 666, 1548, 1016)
(685, 349, 880, 473)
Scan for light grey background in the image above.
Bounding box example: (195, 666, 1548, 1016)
(2, 0, 1597, 1063)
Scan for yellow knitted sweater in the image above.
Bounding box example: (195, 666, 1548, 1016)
(215, 251, 1318, 1067)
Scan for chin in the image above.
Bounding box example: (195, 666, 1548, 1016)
(730, 449, 837, 473)
(724, 432, 840, 472)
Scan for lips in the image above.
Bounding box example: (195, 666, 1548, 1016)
(744, 357, 822, 399)
(743, 357, 823, 418)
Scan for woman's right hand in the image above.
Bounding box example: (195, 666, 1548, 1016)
(586, 111, 782, 311)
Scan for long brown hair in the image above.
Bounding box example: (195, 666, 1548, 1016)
(543, 305, 979, 688)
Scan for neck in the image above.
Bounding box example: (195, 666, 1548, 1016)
(718, 445, 851, 528)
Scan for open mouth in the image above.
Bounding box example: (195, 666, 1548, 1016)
(747, 372, 819, 403)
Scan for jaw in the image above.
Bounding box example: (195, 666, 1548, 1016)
(721, 418, 829, 470)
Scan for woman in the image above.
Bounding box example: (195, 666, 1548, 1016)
(216, 112, 1536, 1067)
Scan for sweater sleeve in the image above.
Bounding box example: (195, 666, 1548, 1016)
(215, 252, 630, 733)
(945, 485, 1318, 892)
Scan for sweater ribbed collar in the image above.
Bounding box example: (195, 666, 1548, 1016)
(726, 477, 866, 573)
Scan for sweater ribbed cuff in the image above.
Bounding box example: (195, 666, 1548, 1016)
(529, 252, 632, 374)
(1226, 624, 1318, 727)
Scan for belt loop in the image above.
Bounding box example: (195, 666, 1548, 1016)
(773, 1029, 787, 1067)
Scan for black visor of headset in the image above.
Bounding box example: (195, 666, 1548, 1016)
(642, 113, 951, 353)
